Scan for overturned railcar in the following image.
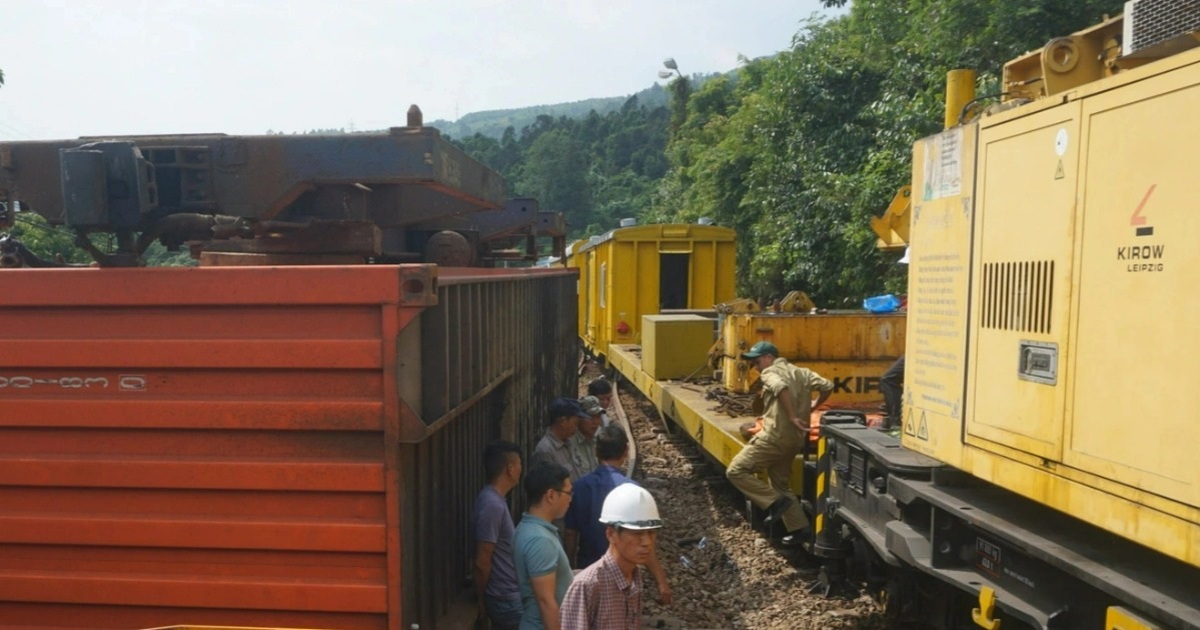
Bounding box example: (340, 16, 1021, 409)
(0, 265, 574, 630)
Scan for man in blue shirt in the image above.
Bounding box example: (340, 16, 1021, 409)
(472, 440, 523, 630)
(513, 461, 574, 630)
(563, 425, 672, 604)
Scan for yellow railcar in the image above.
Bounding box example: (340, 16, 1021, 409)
(808, 6, 1200, 629)
(906, 14, 1200, 570)
(608, 6, 1200, 628)
(566, 222, 736, 361)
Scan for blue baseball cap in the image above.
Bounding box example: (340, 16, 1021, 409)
(741, 341, 780, 359)
(550, 397, 590, 422)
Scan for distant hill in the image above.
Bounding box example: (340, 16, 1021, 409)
(428, 82, 677, 140)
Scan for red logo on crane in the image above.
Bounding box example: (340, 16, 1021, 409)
(1131, 184, 1155, 236)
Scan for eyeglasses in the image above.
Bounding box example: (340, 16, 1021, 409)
(557, 487, 573, 497)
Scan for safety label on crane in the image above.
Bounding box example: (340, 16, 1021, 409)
(905, 409, 930, 441)
(922, 127, 962, 200)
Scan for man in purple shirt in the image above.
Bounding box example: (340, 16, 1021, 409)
(472, 440, 523, 629)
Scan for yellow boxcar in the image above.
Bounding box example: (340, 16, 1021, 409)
(567, 222, 736, 360)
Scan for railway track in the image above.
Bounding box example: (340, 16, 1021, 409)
(581, 366, 889, 629)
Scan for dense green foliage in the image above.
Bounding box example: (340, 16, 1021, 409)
(7, 213, 92, 265)
(452, 97, 671, 237)
(431, 84, 671, 140)
(6, 213, 195, 267)
(646, 0, 1122, 304)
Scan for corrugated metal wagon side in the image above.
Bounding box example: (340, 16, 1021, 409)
(398, 268, 577, 628)
(0, 264, 577, 630)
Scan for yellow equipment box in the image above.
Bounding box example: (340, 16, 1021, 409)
(720, 311, 906, 403)
(641, 314, 717, 380)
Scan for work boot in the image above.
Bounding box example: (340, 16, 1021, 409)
(762, 497, 791, 526)
(781, 527, 812, 547)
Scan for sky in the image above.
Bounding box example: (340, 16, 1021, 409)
(0, 0, 837, 140)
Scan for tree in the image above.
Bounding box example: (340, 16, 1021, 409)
(514, 128, 591, 229)
(451, 99, 671, 240)
(650, 0, 1122, 304)
(6, 213, 91, 265)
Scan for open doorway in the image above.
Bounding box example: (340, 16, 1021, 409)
(659, 254, 689, 310)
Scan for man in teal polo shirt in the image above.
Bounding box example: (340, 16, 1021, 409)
(513, 461, 574, 630)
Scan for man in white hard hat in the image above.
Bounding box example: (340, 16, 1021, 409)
(559, 483, 662, 629)
(563, 425, 671, 604)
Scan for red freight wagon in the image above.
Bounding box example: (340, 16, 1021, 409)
(0, 264, 576, 630)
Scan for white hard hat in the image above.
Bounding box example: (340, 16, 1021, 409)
(599, 483, 662, 530)
(898, 247, 910, 264)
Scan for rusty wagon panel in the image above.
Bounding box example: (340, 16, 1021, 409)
(0, 264, 576, 630)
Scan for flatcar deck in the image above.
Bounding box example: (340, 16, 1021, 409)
(609, 343, 885, 492)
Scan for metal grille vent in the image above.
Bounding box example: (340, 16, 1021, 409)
(848, 443, 867, 497)
(981, 260, 1054, 334)
(1123, 0, 1200, 56)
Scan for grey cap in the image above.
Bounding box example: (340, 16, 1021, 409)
(579, 395, 604, 416)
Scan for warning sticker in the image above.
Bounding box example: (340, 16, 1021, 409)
(922, 127, 963, 201)
(906, 409, 929, 441)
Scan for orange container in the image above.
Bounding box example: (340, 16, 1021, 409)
(0, 264, 577, 630)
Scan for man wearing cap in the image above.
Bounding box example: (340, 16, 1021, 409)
(569, 396, 604, 477)
(586, 378, 614, 427)
(532, 398, 591, 480)
(559, 483, 663, 629)
(726, 341, 833, 547)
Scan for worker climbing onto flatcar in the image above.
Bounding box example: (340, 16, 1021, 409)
(726, 341, 833, 546)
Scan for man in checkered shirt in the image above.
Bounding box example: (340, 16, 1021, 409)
(559, 483, 663, 629)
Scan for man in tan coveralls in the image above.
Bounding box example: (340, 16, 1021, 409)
(726, 341, 833, 546)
